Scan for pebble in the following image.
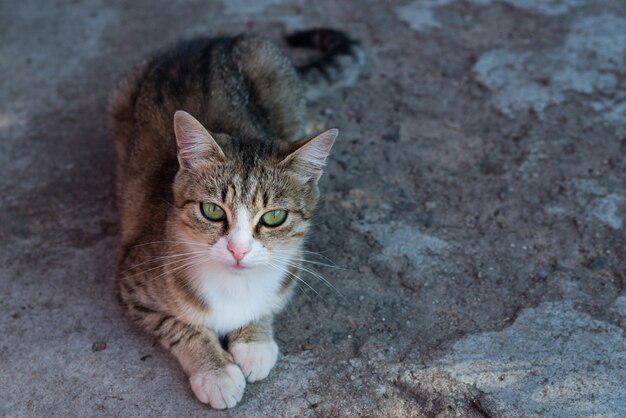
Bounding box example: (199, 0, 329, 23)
(91, 341, 107, 352)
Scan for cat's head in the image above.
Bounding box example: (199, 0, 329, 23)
(169, 110, 337, 276)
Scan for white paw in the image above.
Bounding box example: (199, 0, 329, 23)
(189, 364, 246, 409)
(229, 340, 279, 383)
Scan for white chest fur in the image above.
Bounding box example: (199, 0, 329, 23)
(194, 263, 286, 336)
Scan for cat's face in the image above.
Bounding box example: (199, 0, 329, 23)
(169, 111, 336, 277)
(173, 158, 315, 272)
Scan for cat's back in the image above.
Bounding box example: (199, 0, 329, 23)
(108, 34, 307, 248)
(109, 35, 305, 170)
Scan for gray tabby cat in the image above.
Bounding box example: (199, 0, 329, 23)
(108, 29, 363, 409)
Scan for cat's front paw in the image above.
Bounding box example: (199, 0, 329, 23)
(229, 340, 279, 383)
(189, 363, 246, 409)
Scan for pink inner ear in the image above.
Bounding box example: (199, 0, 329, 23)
(285, 128, 338, 180)
(173, 110, 224, 164)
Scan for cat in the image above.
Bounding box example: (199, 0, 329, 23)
(108, 29, 364, 409)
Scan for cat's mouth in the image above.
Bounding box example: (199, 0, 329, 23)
(232, 261, 248, 270)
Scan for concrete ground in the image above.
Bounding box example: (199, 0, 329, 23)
(1, 0, 625, 416)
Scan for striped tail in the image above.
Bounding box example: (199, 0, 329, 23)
(286, 29, 365, 101)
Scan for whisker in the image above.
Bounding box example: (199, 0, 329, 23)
(117, 253, 209, 280)
(145, 250, 211, 261)
(271, 255, 350, 271)
(117, 250, 209, 276)
(130, 240, 211, 249)
(265, 261, 324, 301)
(272, 249, 339, 265)
(295, 264, 343, 298)
(269, 258, 344, 298)
(140, 255, 208, 286)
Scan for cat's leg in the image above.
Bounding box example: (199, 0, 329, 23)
(226, 316, 279, 383)
(150, 314, 246, 409)
(118, 270, 245, 408)
(232, 36, 307, 140)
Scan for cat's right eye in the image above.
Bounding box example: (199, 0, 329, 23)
(260, 209, 288, 227)
(200, 202, 226, 221)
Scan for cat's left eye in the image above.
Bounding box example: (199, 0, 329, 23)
(200, 202, 226, 221)
(260, 210, 288, 227)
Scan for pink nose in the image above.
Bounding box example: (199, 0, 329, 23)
(227, 241, 250, 262)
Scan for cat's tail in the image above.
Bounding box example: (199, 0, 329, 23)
(286, 29, 365, 101)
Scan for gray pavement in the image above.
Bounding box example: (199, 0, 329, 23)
(1, 0, 625, 417)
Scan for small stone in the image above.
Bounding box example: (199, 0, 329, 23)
(586, 256, 608, 271)
(349, 358, 362, 368)
(91, 341, 107, 352)
(536, 267, 550, 280)
(375, 385, 388, 396)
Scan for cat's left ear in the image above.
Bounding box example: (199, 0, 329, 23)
(173, 110, 225, 167)
(280, 128, 338, 181)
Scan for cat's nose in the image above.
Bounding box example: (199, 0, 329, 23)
(227, 241, 251, 261)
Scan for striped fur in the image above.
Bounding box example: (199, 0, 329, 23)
(108, 30, 361, 409)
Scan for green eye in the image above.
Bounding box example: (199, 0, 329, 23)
(200, 203, 226, 221)
(260, 210, 288, 227)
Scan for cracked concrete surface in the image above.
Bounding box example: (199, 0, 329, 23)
(412, 302, 626, 417)
(1, 0, 625, 417)
(473, 14, 626, 117)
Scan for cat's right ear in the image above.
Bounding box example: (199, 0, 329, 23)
(173, 110, 225, 168)
(279, 128, 338, 182)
